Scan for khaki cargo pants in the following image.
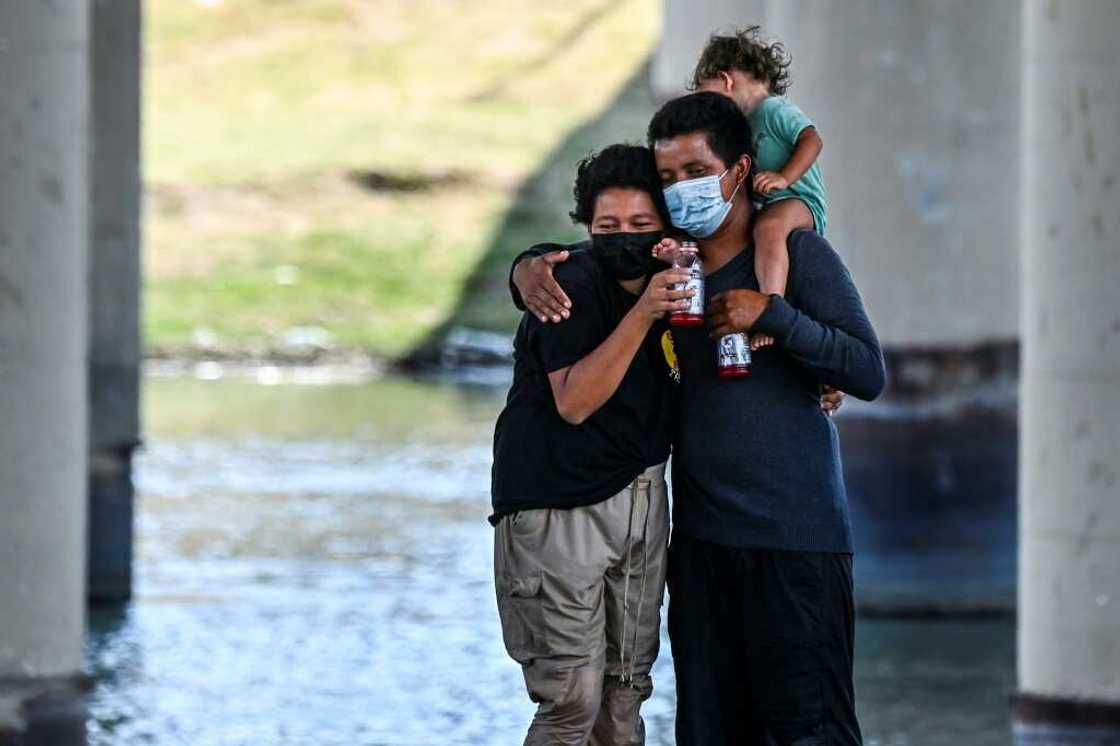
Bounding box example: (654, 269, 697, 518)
(494, 463, 669, 746)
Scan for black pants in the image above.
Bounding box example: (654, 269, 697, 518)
(667, 534, 862, 746)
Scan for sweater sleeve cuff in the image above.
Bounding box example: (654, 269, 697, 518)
(508, 249, 537, 311)
(753, 294, 798, 341)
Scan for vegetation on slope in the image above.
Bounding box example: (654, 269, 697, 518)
(144, 0, 661, 361)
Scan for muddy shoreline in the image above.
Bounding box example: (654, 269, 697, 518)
(144, 324, 516, 383)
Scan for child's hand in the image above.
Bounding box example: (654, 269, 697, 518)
(753, 171, 790, 195)
(652, 236, 683, 263)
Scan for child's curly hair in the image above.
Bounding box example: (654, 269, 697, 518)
(689, 26, 792, 96)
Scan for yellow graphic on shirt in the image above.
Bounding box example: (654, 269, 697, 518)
(661, 330, 680, 383)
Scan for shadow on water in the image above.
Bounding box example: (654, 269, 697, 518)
(403, 57, 660, 368)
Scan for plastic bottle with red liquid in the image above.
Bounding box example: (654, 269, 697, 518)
(717, 332, 752, 378)
(669, 241, 704, 327)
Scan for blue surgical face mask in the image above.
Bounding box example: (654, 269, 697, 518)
(662, 167, 744, 238)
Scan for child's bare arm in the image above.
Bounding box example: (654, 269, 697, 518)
(753, 127, 823, 194)
(780, 127, 822, 184)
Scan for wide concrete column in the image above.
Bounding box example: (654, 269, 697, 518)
(656, 0, 1022, 612)
(0, 2, 92, 743)
(88, 0, 142, 605)
(765, 1, 1022, 613)
(1014, 0, 1120, 741)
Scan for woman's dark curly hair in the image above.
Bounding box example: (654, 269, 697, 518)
(569, 144, 670, 227)
(689, 26, 792, 96)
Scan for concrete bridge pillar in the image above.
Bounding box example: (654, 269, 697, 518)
(1014, 0, 1120, 741)
(655, 0, 1023, 611)
(88, 0, 142, 605)
(0, 1, 92, 743)
(764, 0, 1023, 613)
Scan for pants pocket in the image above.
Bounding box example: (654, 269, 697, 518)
(508, 507, 547, 538)
(496, 572, 545, 664)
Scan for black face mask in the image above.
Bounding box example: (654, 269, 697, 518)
(591, 231, 665, 281)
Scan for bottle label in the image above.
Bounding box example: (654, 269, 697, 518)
(680, 264, 704, 315)
(717, 333, 752, 368)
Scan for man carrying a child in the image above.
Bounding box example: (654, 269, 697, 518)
(505, 28, 886, 746)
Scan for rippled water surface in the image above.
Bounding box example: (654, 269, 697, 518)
(86, 374, 1014, 745)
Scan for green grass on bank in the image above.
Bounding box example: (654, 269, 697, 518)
(144, 0, 661, 359)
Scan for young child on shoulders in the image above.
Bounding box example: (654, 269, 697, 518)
(692, 26, 828, 349)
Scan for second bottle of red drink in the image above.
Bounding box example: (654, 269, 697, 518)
(669, 240, 704, 327)
(717, 332, 752, 378)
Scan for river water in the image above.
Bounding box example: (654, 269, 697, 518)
(85, 373, 1014, 745)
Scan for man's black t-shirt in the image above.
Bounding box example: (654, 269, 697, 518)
(490, 245, 676, 524)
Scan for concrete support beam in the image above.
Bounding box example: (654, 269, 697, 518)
(88, 0, 142, 605)
(1014, 0, 1120, 741)
(667, 0, 1022, 612)
(0, 1, 92, 743)
(653, 0, 1029, 612)
(763, 0, 1021, 348)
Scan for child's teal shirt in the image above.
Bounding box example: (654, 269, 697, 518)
(747, 96, 828, 234)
